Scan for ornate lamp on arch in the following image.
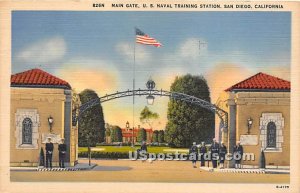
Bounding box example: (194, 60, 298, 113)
(146, 78, 156, 105)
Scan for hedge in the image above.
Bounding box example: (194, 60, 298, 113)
(78, 151, 193, 160)
(95, 142, 139, 147)
(78, 151, 129, 159)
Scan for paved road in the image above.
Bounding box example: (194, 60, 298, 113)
(10, 159, 289, 183)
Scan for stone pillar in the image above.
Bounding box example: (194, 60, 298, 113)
(227, 99, 236, 168)
(64, 90, 72, 164)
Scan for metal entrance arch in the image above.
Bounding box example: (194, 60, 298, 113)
(72, 80, 228, 138)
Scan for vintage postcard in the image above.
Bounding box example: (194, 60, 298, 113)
(0, 0, 300, 193)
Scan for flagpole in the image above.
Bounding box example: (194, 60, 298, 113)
(132, 28, 136, 147)
(132, 28, 161, 146)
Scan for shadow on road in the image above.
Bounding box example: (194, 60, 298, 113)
(92, 166, 132, 171)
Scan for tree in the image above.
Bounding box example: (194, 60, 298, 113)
(111, 126, 123, 142)
(140, 106, 159, 128)
(137, 128, 147, 142)
(78, 89, 105, 147)
(152, 130, 159, 143)
(158, 130, 165, 143)
(165, 74, 214, 148)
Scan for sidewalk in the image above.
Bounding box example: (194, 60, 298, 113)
(10, 163, 97, 172)
(199, 167, 290, 174)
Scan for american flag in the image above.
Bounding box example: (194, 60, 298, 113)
(136, 28, 162, 47)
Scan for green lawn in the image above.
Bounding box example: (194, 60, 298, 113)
(78, 146, 188, 154)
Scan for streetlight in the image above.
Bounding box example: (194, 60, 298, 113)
(247, 117, 253, 134)
(126, 121, 134, 146)
(48, 116, 54, 133)
(146, 78, 156, 105)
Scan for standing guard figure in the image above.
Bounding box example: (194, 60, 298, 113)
(45, 137, 54, 169)
(58, 138, 67, 168)
(219, 142, 227, 169)
(140, 141, 148, 161)
(189, 142, 198, 168)
(199, 142, 207, 167)
(140, 141, 148, 153)
(210, 138, 219, 168)
(233, 141, 244, 169)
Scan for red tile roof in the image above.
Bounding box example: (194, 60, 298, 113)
(225, 72, 290, 92)
(11, 68, 71, 89)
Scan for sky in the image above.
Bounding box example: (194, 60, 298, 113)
(12, 11, 291, 129)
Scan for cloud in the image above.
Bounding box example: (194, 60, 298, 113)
(205, 63, 252, 103)
(155, 62, 252, 105)
(159, 38, 210, 73)
(178, 38, 207, 60)
(56, 57, 171, 129)
(151, 38, 210, 91)
(264, 65, 290, 81)
(153, 66, 186, 90)
(115, 42, 151, 64)
(57, 58, 120, 96)
(16, 36, 66, 64)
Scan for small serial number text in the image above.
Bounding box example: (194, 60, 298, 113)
(276, 185, 289, 189)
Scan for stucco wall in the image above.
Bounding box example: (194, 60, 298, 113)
(235, 92, 290, 166)
(215, 91, 290, 166)
(10, 87, 77, 166)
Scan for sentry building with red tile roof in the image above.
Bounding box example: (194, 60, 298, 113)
(10, 68, 78, 167)
(215, 72, 290, 168)
(225, 72, 290, 92)
(11, 68, 71, 89)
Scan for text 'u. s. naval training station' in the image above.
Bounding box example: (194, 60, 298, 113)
(92, 3, 284, 9)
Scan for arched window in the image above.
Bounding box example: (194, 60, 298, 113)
(267, 121, 276, 148)
(22, 118, 32, 144)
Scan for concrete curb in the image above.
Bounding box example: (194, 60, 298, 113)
(37, 164, 97, 171)
(11, 164, 97, 172)
(37, 168, 81, 172)
(199, 167, 289, 174)
(217, 169, 266, 174)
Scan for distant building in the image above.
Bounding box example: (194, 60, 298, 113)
(121, 126, 153, 143)
(215, 72, 290, 167)
(10, 69, 79, 167)
(106, 125, 153, 144)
